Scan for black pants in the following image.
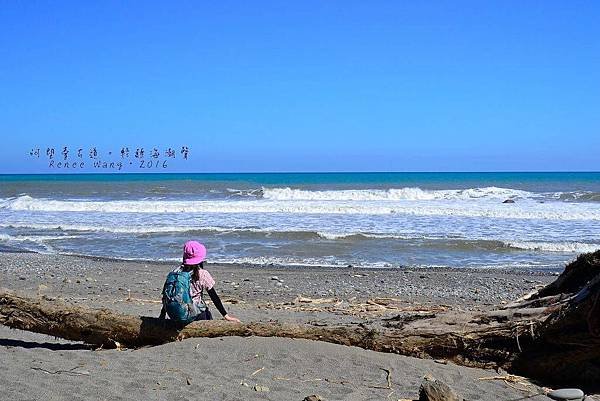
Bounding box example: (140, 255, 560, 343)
(194, 308, 213, 321)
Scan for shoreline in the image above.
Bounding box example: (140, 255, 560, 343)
(0, 247, 566, 274)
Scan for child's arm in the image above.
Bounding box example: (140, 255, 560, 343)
(207, 287, 241, 323)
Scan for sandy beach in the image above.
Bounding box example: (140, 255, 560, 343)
(0, 252, 565, 401)
(3, 0, 599, 398)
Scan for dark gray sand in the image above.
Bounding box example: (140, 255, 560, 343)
(0, 326, 553, 401)
(0, 253, 573, 401)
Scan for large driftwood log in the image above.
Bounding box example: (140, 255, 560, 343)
(0, 289, 530, 364)
(1, 250, 599, 387)
(511, 251, 600, 384)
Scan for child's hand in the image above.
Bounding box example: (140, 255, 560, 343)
(224, 314, 241, 323)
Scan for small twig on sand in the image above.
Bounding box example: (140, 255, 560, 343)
(478, 375, 534, 392)
(478, 374, 528, 383)
(31, 366, 90, 376)
(243, 354, 261, 362)
(274, 377, 323, 383)
(295, 296, 337, 304)
(250, 367, 265, 376)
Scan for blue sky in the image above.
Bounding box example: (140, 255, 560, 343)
(1, 1, 598, 173)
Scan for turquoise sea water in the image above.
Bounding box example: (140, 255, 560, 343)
(1, 172, 599, 270)
(3, 171, 600, 189)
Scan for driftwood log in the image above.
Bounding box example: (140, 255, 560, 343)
(1, 250, 599, 388)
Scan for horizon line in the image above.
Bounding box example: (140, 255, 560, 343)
(1, 171, 600, 175)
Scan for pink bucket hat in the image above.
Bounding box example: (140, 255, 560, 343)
(182, 240, 207, 265)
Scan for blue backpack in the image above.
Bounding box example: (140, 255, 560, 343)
(161, 270, 205, 324)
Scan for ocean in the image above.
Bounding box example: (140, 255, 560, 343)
(1, 172, 599, 271)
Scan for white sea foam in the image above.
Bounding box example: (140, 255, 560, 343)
(552, 191, 600, 202)
(0, 233, 80, 242)
(207, 255, 354, 268)
(0, 233, 59, 254)
(314, 232, 348, 240)
(46, 252, 398, 269)
(262, 186, 532, 201)
(2, 194, 600, 220)
(33, 251, 560, 270)
(315, 231, 414, 240)
(0, 222, 262, 235)
(113, 255, 559, 270)
(505, 241, 600, 253)
(0, 222, 416, 240)
(3, 222, 595, 254)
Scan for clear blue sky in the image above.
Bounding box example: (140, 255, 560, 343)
(1, 1, 598, 173)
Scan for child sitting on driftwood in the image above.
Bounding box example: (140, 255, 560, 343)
(159, 240, 241, 324)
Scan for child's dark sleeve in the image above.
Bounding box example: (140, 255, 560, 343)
(207, 287, 228, 317)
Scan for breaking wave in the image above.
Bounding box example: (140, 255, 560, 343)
(2, 194, 600, 221)
(1, 223, 597, 254)
(505, 241, 600, 253)
(261, 186, 532, 201)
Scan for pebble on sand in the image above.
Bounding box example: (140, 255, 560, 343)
(303, 395, 325, 401)
(548, 389, 585, 401)
(419, 375, 463, 401)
